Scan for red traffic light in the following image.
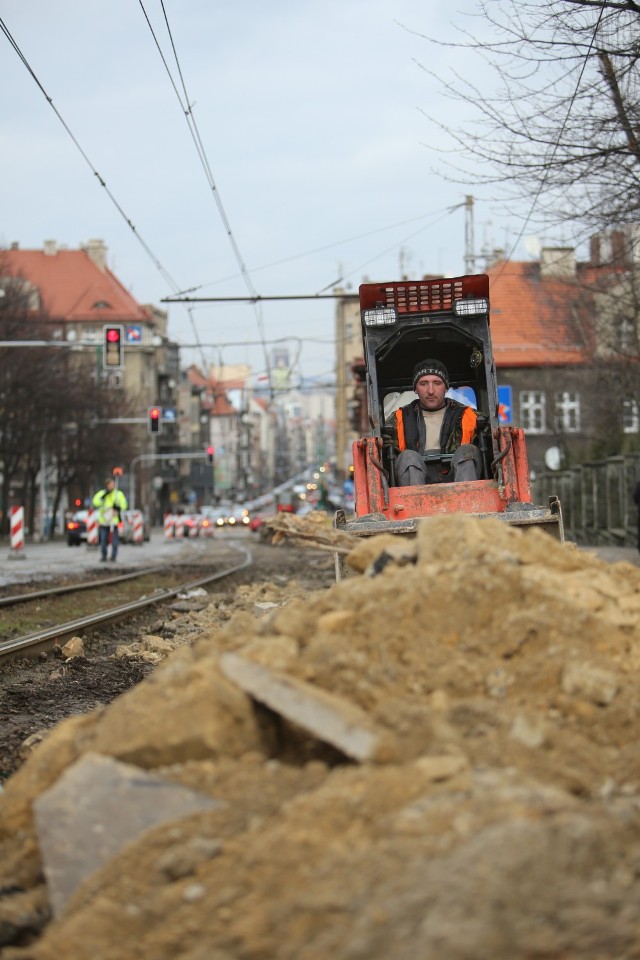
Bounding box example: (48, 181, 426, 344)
(74, 498, 82, 507)
(148, 406, 161, 434)
(103, 325, 124, 368)
(206, 445, 215, 464)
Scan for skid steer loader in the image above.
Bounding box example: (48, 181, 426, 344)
(334, 274, 563, 576)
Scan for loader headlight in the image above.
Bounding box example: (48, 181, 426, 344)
(363, 307, 397, 326)
(454, 297, 489, 317)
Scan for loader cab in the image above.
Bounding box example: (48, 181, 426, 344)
(359, 274, 498, 482)
(333, 272, 563, 558)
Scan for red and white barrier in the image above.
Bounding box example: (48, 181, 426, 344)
(174, 515, 185, 539)
(164, 514, 175, 539)
(86, 509, 99, 546)
(9, 505, 26, 557)
(188, 515, 199, 538)
(131, 509, 144, 544)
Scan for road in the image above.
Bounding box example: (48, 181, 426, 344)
(1, 529, 637, 589)
(0, 529, 252, 588)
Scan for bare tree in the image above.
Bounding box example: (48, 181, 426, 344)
(44, 368, 138, 539)
(414, 0, 640, 240)
(410, 1, 640, 457)
(0, 272, 50, 533)
(0, 264, 138, 537)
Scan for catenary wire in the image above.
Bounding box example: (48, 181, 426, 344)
(0, 13, 210, 372)
(173, 207, 463, 296)
(315, 205, 462, 293)
(0, 16, 180, 294)
(138, 0, 272, 393)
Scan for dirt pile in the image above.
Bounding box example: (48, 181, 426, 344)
(2, 516, 640, 959)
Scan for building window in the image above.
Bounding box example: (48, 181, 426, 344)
(623, 399, 640, 434)
(616, 317, 636, 354)
(554, 392, 581, 433)
(519, 391, 546, 433)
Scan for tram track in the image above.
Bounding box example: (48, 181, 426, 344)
(0, 546, 253, 661)
(0, 565, 167, 608)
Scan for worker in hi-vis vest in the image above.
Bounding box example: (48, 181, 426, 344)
(92, 476, 127, 562)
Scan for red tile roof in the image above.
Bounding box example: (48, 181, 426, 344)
(1, 247, 149, 323)
(186, 365, 237, 415)
(486, 259, 593, 367)
(210, 393, 237, 416)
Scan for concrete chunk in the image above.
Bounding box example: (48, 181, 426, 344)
(561, 661, 618, 706)
(219, 652, 394, 763)
(34, 753, 221, 916)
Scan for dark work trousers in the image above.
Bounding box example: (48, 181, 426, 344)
(99, 524, 120, 561)
(394, 444, 483, 486)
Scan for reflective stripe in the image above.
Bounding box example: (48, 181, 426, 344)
(461, 407, 477, 445)
(395, 408, 406, 451)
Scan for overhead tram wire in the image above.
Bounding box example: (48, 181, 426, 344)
(160, 211, 457, 304)
(0, 14, 210, 371)
(138, 0, 273, 394)
(171, 207, 460, 297)
(315, 204, 463, 294)
(162, 203, 464, 305)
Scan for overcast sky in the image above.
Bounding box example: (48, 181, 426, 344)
(0, 0, 519, 385)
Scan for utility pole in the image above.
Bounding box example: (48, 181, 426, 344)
(465, 195, 476, 275)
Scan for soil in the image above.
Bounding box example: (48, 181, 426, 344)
(0, 543, 335, 784)
(2, 517, 640, 960)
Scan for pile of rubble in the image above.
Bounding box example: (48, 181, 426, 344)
(2, 514, 640, 959)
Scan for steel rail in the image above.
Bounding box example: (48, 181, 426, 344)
(0, 566, 167, 608)
(0, 547, 252, 659)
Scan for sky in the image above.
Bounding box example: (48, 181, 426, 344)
(0, 0, 520, 386)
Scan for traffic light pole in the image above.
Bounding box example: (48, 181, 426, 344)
(129, 451, 209, 511)
(206, 447, 215, 502)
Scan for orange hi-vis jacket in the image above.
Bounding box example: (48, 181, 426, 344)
(392, 399, 478, 455)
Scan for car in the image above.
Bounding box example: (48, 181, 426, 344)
(249, 514, 264, 532)
(200, 505, 227, 528)
(66, 510, 88, 546)
(226, 504, 251, 527)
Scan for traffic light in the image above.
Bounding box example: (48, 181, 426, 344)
(206, 445, 215, 465)
(103, 325, 124, 368)
(148, 406, 161, 434)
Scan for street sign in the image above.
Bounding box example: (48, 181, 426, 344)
(498, 385, 513, 424)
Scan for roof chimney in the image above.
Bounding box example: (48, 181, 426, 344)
(85, 238, 107, 271)
(43, 239, 57, 256)
(540, 247, 576, 279)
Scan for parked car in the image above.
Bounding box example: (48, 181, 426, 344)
(66, 510, 88, 546)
